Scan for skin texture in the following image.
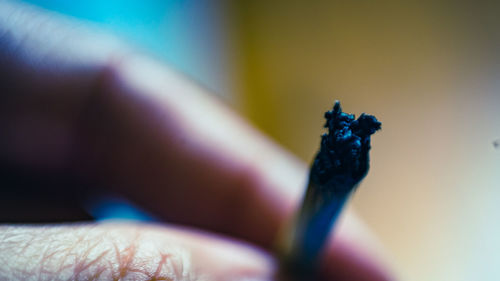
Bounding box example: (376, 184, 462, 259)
(0, 1, 394, 280)
(0, 223, 275, 281)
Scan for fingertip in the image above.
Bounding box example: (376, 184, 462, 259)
(317, 212, 396, 281)
(319, 238, 395, 281)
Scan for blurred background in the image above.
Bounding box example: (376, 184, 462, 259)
(22, 1, 500, 280)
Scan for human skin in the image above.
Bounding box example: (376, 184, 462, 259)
(0, 1, 394, 280)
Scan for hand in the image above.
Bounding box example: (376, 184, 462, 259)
(0, 1, 394, 280)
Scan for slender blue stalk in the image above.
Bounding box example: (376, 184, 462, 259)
(283, 101, 381, 275)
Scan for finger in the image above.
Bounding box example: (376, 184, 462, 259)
(76, 54, 306, 247)
(77, 56, 394, 280)
(0, 222, 275, 281)
(319, 212, 395, 281)
(0, 0, 128, 174)
(0, 0, 127, 221)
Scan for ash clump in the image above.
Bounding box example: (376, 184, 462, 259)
(311, 101, 381, 193)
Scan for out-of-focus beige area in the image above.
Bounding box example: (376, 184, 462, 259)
(228, 1, 500, 280)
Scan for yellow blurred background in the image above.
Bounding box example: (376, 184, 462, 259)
(228, 1, 500, 280)
(23, 0, 500, 280)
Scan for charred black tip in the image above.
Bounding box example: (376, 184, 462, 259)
(311, 101, 381, 194)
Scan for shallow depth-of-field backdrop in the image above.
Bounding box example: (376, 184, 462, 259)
(25, 1, 500, 280)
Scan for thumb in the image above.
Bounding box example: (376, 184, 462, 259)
(0, 222, 275, 281)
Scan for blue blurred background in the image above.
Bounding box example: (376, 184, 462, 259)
(24, 0, 232, 97)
